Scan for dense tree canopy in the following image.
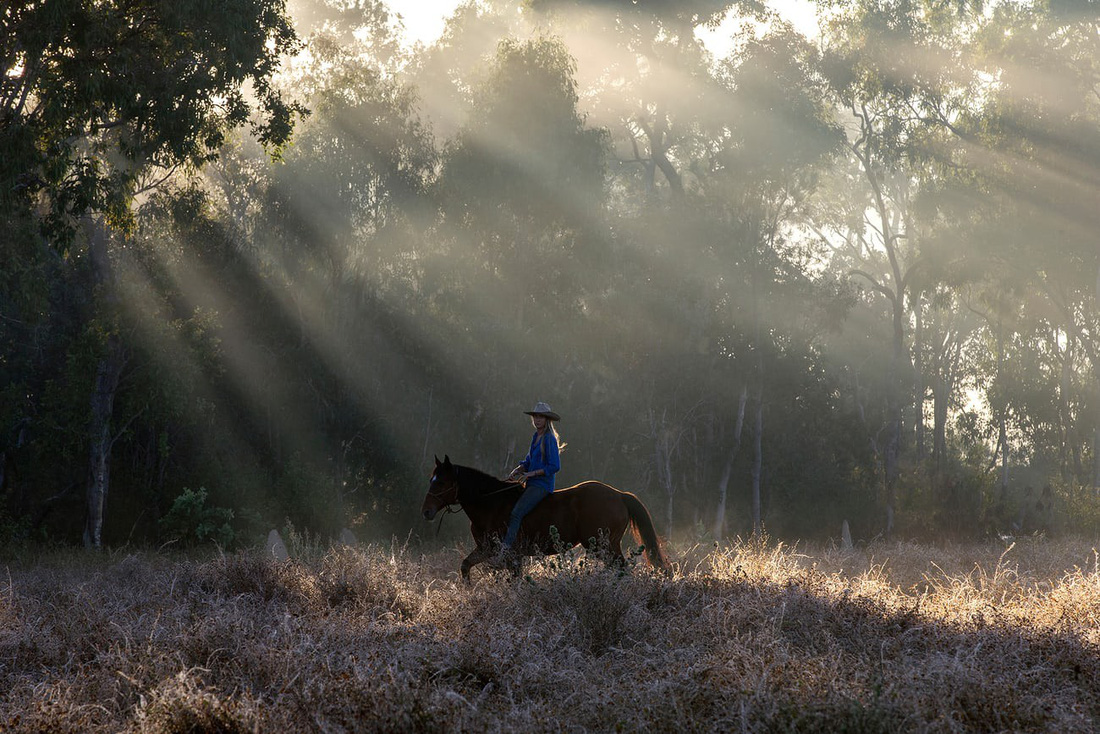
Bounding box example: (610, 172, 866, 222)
(1, 0, 1098, 551)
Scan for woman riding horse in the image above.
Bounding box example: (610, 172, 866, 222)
(422, 455, 669, 581)
(499, 401, 565, 562)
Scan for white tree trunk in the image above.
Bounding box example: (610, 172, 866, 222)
(84, 335, 125, 548)
(1095, 264, 1100, 491)
(751, 388, 763, 536)
(713, 385, 748, 541)
(82, 216, 125, 549)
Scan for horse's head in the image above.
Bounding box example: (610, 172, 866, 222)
(422, 455, 460, 521)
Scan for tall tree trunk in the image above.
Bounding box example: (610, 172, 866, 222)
(421, 387, 433, 470)
(660, 435, 675, 543)
(638, 113, 683, 201)
(1058, 330, 1075, 481)
(1093, 420, 1100, 494)
(884, 420, 898, 539)
(849, 130, 908, 540)
(649, 409, 677, 541)
(84, 335, 125, 548)
(1095, 266, 1100, 491)
(83, 216, 126, 549)
(751, 386, 764, 536)
(750, 239, 764, 537)
(914, 294, 925, 461)
(994, 316, 1010, 504)
(932, 377, 948, 473)
(884, 295, 905, 540)
(713, 385, 747, 541)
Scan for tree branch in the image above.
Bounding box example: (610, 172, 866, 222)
(849, 269, 896, 301)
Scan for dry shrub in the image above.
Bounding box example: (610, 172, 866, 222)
(519, 557, 657, 654)
(276, 653, 444, 732)
(2, 677, 121, 733)
(181, 553, 322, 613)
(316, 545, 422, 619)
(131, 671, 258, 733)
(2, 538, 1099, 732)
(1043, 568, 1100, 630)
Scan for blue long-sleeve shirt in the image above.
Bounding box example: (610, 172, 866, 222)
(520, 430, 560, 492)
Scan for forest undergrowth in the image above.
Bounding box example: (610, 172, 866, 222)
(1, 534, 1098, 733)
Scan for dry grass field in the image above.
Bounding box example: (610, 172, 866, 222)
(1, 534, 1098, 733)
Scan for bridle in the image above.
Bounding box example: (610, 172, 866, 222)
(426, 476, 462, 537)
(425, 472, 524, 536)
(427, 471, 523, 504)
(426, 478, 459, 502)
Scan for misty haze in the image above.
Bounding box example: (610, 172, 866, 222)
(1, 0, 1098, 731)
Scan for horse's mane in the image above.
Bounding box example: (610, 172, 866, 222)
(454, 464, 522, 502)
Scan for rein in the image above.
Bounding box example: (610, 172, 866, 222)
(433, 503, 463, 537)
(478, 481, 525, 498)
(428, 475, 522, 537)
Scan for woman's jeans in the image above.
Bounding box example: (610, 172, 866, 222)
(502, 483, 551, 548)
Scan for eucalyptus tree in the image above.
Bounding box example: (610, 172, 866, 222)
(529, 0, 755, 205)
(878, 0, 1100, 505)
(965, 0, 1100, 491)
(409, 0, 526, 144)
(515, 1, 776, 535)
(431, 35, 609, 468)
(696, 26, 843, 535)
(254, 2, 436, 334)
(412, 1, 741, 534)
(438, 35, 606, 323)
(0, 0, 302, 547)
(815, 0, 982, 536)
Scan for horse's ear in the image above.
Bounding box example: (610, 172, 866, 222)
(434, 455, 441, 466)
(443, 454, 451, 466)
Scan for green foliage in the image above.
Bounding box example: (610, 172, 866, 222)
(159, 487, 236, 548)
(438, 32, 610, 311)
(717, 28, 843, 180)
(0, 0, 304, 241)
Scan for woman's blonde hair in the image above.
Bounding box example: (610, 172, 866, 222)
(548, 420, 566, 453)
(533, 416, 566, 455)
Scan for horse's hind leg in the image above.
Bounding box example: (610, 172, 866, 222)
(587, 527, 628, 571)
(608, 525, 630, 571)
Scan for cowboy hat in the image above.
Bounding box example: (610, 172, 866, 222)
(523, 401, 561, 421)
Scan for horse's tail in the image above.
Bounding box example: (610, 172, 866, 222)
(621, 492, 670, 573)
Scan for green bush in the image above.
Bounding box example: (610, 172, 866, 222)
(159, 487, 235, 547)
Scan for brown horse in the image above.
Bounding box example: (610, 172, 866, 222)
(421, 455, 669, 581)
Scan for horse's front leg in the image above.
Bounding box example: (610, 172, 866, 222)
(461, 545, 492, 583)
